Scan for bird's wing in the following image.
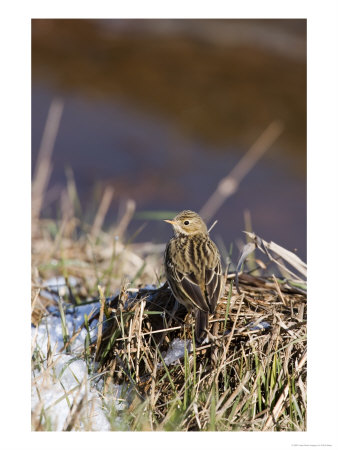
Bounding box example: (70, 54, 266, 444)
(203, 239, 223, 313)
(165, 238, 223, 313)
(205, 258, 223, 313)
(179, 270, 210, 312)
(165, 258, 209, 312)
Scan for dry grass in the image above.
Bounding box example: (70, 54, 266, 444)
(31, 211, 307, 431)
(31, 107, 306, 431)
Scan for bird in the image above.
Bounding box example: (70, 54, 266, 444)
(164, 210, 223, 344)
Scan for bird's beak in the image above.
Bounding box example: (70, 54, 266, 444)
(164, 219, 176, 225)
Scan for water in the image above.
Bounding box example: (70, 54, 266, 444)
(32, 19, 306, 260)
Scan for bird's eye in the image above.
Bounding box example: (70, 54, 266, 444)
(184, 220, 190, 225)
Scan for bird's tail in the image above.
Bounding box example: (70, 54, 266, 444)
(194, 309, 209, 344)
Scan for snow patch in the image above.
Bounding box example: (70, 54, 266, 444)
(31, 354, 110, 431)
(163, 338, 192, 366)
(31, 300, 126, 431)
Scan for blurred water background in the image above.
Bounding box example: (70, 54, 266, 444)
(31, 19, 306, 260)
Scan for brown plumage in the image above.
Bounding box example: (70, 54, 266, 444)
(164, 210, 223, 343)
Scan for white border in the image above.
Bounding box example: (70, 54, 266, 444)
(1, 1, 337, 449)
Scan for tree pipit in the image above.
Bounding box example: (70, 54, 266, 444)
(164, 210, 224, 344)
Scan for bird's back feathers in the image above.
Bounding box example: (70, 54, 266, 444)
(164, 232, 223, 342)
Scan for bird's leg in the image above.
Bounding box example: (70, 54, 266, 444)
(207, 324, 222, 369)
(158, 299, 180, 347)
(210, 311, 222, 346)
(171, 299, 179, 320)
(198, 329, 221, 346)
(179, 307, 194, 338)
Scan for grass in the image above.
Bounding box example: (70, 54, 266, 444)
(30, 99, 306, 432)
(31, 205, 307, 432)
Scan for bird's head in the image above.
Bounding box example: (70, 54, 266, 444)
(164, 210, 208, 236)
